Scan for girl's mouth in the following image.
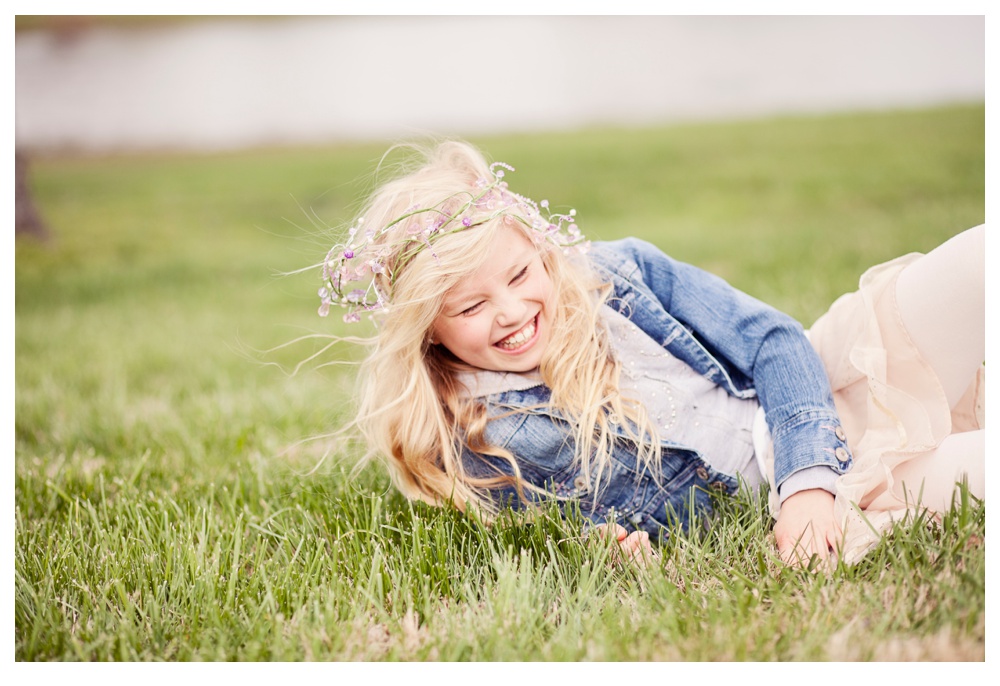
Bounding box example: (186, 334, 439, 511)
(495, 315, 538, 351)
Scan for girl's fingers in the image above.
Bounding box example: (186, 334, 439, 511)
(625, 531, 650, 550)
(779, 526, 841, 568)
(596, 523, 629, 542)
(623, 532, 658, 563)
(596, 525, 659, 566)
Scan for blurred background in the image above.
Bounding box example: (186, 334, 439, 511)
(15, 15, 986, 154)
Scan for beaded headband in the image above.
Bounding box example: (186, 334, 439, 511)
(318, 161, 590, 323)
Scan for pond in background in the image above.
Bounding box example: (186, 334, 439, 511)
(15, 15, 985, 153)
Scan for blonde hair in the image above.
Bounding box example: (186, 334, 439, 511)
(349, 141, 661, 514)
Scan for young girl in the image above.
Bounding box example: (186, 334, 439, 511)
(316, 140, 985, 567)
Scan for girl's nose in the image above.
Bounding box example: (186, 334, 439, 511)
(494, 292, 526, 326)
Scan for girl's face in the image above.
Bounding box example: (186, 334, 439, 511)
(431, 226, 553, 373)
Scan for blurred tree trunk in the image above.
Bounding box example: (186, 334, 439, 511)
(16, 150, 49, 240)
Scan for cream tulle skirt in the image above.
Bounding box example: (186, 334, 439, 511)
(760, 253, 985, 564)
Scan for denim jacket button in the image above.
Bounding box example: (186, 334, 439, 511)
(696, 466, 709, 480)
(835, 447, 849, 462)
(835, 426, 847, 441)
(573, 475, 588, 490)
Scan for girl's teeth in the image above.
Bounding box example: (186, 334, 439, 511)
(497, 319, 536, 349)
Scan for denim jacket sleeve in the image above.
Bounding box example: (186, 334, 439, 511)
(590, 238, 852, 491)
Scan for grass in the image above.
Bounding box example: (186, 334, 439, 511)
(14, 104, 986, 661)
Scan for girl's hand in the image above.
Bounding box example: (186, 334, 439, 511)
(595, 523, 659, 566)
(773, 489, 842, 568)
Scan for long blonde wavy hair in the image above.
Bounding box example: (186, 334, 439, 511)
(348, 141, 661, 514)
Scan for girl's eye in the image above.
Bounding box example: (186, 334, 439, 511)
(461, 301, 484, 316)
(511, 266, 528, 284)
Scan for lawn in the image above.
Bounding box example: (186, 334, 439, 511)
(14, 104, 986, 661)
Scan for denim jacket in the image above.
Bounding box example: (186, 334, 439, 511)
(459, 238, 853, 537)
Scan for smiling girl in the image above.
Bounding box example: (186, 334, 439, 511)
(430, 227, 552, 373)
(316, 141, 984, 566)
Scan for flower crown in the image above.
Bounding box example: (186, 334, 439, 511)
(318, 161, 590, 323)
